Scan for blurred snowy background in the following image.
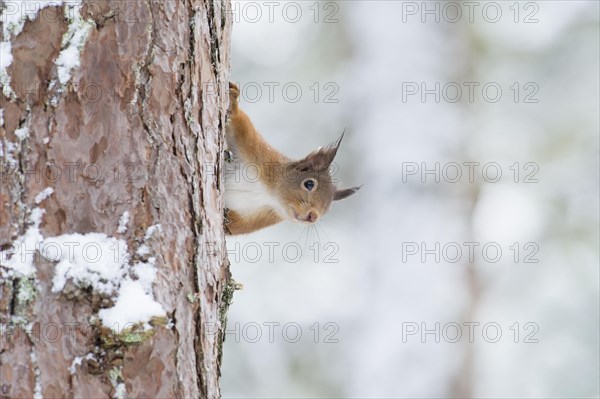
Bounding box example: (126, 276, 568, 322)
(221, 1, 599, 398)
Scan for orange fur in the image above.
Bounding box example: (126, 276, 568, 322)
(226, 84, 287, 166)
(225, 208, 283, 235)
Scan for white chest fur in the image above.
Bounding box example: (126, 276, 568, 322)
(224, 160, 287, 218)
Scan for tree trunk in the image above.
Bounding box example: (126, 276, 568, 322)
(0, 1, 232, 398)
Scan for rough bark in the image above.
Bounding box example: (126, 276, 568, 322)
(0, 1, 231, 398)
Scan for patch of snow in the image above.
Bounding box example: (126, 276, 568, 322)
(114, 382, 126, 399)
(137, 224, 161, 256)
(98, 279, 165, 331)
(0, 140, 18, 166)
(43, 137, 50, 144)
(34, 187, 54, 204)
(0, 109, 4, 127)
(0, 41, 13, 96)
(46, 224, 164, 330)
(0, 208, 46, 276)
(144, 224, 162, 240)
(30, 351, 42, 399)
(133, 258, 156, 293)
(117, 211, 130, 234)
(1, 1, 64, 38)
(68, 356, 83, 374)
(14, 126, 29, 140)
(2, 200, 165, 333)
(97, 225, 165, 331)
(69, 352, 94, 374)
(46, 233, 129, 294)
(136, 244, 150, 256)
(0, 41, 13, 69)
(54, 2, 93, 85)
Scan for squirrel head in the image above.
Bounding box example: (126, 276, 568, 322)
(273, 133, 361, 224)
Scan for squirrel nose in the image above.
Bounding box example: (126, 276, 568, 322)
(306, 211, 319, 223)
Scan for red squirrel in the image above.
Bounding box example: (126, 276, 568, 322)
(224, 82, 360, 235)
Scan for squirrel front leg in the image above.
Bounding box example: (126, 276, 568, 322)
(226, 82, 285, 166)
(225, 207, 283, 235)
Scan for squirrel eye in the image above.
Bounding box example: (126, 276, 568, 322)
(303, 179, 316, 191)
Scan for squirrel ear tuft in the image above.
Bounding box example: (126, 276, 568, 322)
(333, 185, 361, 201)
(296, 131, 345, 172)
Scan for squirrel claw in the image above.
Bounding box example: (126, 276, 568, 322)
(223, 208, 232, 235)
(224, 149, 233, 163)
(224, 207, 231, 224)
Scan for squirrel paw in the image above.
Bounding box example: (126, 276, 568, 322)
(224, 208, 232, 235)
(224, 149, 233, 163)
(229, 82, 240, 103)
(224, 207, 231, 223)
